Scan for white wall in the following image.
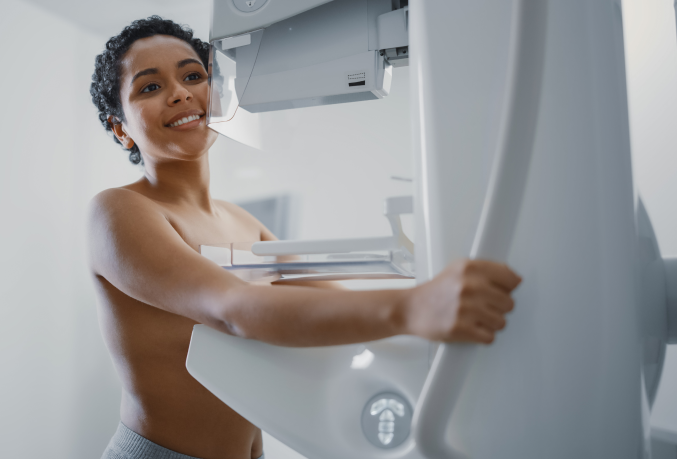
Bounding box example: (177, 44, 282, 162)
(0, 1, 142, 458)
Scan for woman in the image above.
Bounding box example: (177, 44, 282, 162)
(89, 16, 521, 459)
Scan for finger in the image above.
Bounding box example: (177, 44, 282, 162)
(446, 322, 495, 344)
(472, 304, 507, 331)
(480, 282, 515, 313)
(470, 260, 522, 291)
(467, 325, 495, 344)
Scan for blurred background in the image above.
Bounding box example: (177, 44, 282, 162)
(1, 0, 677, 457)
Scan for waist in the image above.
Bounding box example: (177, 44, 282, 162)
(102, 422, 265, 459)
(120, 389, 262, 459)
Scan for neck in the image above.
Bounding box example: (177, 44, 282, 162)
(141, 152, 214, 211)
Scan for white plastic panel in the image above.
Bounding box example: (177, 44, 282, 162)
(367, 0, 393, 51)
(207, 0, 393, 137)
(377, 7, 409, 50)
(411, 0, 644, 457)
(186, 326, 430, 459)
(240, 52, 389, 112)
(250, 0, 368, 77)
(211, 0, 334, 40)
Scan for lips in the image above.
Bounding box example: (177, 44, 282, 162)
(165, 109, 205, 127)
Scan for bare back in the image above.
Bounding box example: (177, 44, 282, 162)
(92, 183, 267, 459)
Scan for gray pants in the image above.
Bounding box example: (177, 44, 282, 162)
(101, 422, 265, 459)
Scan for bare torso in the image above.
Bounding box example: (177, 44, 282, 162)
(93, 183, 265, 459)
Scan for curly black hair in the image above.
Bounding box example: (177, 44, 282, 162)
(90, 16, 210, 165)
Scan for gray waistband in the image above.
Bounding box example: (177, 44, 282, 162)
(102, 422, 264, 459)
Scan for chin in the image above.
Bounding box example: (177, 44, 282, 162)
(169, 128, 218, 160)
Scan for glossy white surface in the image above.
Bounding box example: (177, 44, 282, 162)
(412, 0, 649, 456)
(412, 1, 547, 455)
(187, 325, 430, 459)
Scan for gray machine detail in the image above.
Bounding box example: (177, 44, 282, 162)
(232, 0, 269, 13)
(361, 392, 412, 449)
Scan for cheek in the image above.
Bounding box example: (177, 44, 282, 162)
(195, 81, 210, 105)
(126, 102, 161, 140)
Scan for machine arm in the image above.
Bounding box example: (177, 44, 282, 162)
(411, 1, 548, 457)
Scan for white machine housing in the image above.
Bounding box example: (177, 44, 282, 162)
(207, 0, 407, 121)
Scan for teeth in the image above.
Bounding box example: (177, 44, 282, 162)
(169, 114, 201, 127)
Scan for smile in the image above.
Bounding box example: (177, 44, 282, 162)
(167, 114, 203, 127)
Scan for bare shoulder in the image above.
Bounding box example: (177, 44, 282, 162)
(89, 187, 161, 218)
(87, 188, 173, 274)
(88, 187, 166, 236)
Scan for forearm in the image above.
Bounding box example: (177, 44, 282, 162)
(209, 284, 409, 347)
(272, 279, 346, 290)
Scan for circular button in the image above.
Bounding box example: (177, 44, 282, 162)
(233, 0, 269, 13)
(361, 392, 412, 449)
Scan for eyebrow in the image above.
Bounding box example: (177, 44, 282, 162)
(130, 59, 204, 86)
(177, 58, 204, 69)
(130, 67, 158, 85)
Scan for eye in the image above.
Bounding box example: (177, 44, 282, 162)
(184, 73, 202, 82)
(141, 83, 160, 93)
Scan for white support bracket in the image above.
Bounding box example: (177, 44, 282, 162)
(251, 196, 414, 257)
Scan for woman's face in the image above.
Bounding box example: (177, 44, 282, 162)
(113, 35, 218, 162)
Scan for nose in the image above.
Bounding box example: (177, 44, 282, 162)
(167, 81, 193, 106)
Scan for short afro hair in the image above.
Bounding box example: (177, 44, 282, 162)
(90, 16, 210, 165)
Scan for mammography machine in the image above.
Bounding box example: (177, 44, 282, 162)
(187, 0, 677, 457)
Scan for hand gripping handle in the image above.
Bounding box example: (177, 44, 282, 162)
(411, 1, 548, 457)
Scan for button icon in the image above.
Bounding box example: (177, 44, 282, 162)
(361, 392, 412, 449)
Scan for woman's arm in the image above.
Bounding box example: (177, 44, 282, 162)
(88, 188, 520, 347)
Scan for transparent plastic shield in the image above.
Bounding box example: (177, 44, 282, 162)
(199, 242, 414, 283)
(207, 30, 264, 133)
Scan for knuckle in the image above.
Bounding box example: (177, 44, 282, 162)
(450, 320, 469, 337)
(456, 303, 474, 321)
(449, 317, 465, 332)
(459, 281, 478, 299)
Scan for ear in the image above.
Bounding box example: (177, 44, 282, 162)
(107, 115, 135, 149)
